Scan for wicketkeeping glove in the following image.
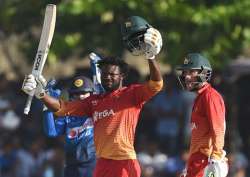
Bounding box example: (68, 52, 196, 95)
(144, 27, 163, 59)
(22, 74, 47, 99)
(43, 79, 61, 111)
(46, 79, 61, 99)
(203, 158, 228, 177)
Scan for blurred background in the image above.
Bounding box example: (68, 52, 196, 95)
(1, 0, 250, 176)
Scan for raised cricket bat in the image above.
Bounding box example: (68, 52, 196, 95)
(24, 4, 56, 115)
(89, 52, 105, 94)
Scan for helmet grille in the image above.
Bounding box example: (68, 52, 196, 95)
(125, 30, 147, 56)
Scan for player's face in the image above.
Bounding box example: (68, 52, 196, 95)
(101, 65, 123, 92)
(182, 69, 199, 91)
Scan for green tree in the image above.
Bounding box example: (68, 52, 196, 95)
(1, 0, 250, 69)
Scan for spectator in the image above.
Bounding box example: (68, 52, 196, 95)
(150, 72, 182, 155)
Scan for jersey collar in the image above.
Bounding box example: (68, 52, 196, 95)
(101, 87, 126, 97)
(197, 83, 210, 94)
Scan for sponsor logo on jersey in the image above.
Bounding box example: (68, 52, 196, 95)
(68, 129, 78, 139)
(67, 118, 93, 139)
(93, 109, 115, 122)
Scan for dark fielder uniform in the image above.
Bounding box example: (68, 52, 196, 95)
(43, 88, 96, 177)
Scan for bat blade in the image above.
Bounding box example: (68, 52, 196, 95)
(32, 4, 56, 76)
(24, 4, 56, 115)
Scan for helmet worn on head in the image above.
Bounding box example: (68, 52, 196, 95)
(68, 76, 94, 94)
(177, 53, 212, 71)
(177, 53, 212, 82)
(121, 16, 151, 55)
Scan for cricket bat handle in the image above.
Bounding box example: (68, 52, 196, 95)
(24, 95, 33, 115)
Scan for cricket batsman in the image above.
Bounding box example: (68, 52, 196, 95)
(22, 16, 163, 177)
(43, 76, 96, 177)
(176, 53, 228, 177)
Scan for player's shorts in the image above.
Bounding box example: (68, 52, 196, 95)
(93, 158, 141, 177)
(186, 152, 208, 177)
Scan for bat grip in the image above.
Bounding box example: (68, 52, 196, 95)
(24, 95, 33, 115)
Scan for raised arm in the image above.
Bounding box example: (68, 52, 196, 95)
(131, 27, 164, 104)
(144, 27, 163, 82)
(148, 60, 162, 82)
(22, 74, 61, 112)
(22, 75, 90, 117)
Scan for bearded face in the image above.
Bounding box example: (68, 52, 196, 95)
(100, 65, 124, 92)
(178, 69, 206, 91)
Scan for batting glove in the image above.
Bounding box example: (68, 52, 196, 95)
(203, 158, 228, 177)
(22, 74, 47, 99)
(144, 27, 163, 59)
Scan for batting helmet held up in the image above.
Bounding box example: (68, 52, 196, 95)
(121, 16, 151, 56)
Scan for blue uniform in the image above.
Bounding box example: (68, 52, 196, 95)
(43, 87, 96, 177)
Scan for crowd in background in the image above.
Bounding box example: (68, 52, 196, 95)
(0, 65, 250, 177)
